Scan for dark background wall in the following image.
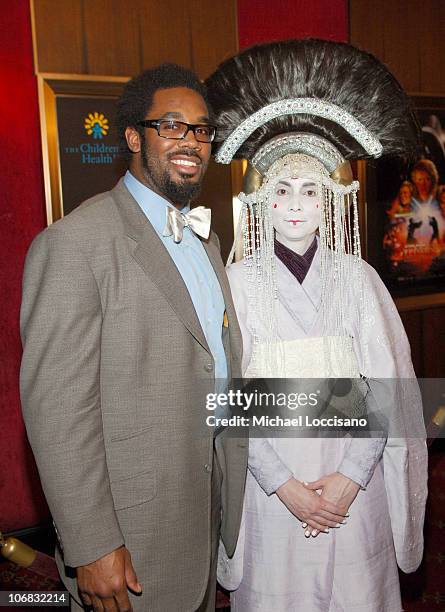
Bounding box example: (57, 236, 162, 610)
(2, 0, 443, 533)
(350, 0, 445, 377)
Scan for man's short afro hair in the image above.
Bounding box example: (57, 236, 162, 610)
(117, 63, 210, 158)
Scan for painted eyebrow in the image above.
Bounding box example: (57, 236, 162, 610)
(276, 180, 317, 188)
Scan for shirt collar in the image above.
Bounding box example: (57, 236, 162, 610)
(123, 170, 190, 236)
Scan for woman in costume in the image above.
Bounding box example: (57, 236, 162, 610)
(206, 40, 428, 612)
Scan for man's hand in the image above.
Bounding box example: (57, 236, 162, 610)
(77, 546, 142, 612)
(303, 472, 360, 536)
(276, 478, 348, 535)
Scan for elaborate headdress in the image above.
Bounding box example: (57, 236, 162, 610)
(206, 39, 420, 375)
(207, 39, 419, 163)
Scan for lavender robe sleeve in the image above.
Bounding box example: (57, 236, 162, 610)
(248, 438, 293, 495)
(349, 262, 427, 572)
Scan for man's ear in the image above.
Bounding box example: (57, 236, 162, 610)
(125, 127, 141, 153)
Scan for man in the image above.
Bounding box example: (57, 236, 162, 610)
(20, 64, 247, 612)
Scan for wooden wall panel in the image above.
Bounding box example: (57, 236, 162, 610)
(418, 1, 445, 93)
(32, 0, 84, 73)
(31, 0, 238, 77)
(351, 0, 445, 95)
(348, 0, 385, 60)
(139, 0, 192, 70)
(198, 161, 234, 262)
(352, 0, 445, 377)
(83, 0, 140, 75)
(190, 0, 238, 78)
(381, 0, 420, 92)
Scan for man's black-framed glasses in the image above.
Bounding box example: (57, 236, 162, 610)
(138, 119, 216, 143)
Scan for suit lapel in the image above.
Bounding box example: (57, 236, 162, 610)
(202, 238, 243, 377)
(112, 179, 209, 352)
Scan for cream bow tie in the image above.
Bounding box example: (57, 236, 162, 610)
(163, 206, 211, 243)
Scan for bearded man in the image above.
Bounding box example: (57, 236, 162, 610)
(20, 64, 246, 612)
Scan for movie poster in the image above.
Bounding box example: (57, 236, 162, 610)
(378, 101, 445, 294)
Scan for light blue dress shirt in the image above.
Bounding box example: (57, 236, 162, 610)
(124, 171, 228, 388)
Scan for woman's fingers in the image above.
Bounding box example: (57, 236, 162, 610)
(304, 519, 328, 532)
(313, 516, 342, 528)
(316, 510, 348, 525)
(319, 498, 348, 518)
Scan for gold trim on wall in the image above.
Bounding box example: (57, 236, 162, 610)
(36, 73, 129, 224)
(29, 0, 40, 74)
(230, 159, 247, 263)
(356, 160, 368, 261)
(395, 292, 445, 312)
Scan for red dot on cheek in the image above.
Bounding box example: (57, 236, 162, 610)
(273, 203, 278, 209)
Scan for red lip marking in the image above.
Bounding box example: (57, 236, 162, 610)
(287, 220, 305, 225)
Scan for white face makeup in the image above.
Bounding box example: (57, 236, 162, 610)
(271, 173, 321, 254)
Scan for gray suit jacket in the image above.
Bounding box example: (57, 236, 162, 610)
(20, 179, 247, 611)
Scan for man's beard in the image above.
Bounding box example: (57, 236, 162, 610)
(141, 137, 203, 207)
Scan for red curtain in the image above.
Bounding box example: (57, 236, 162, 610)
(237, 0, 349, 49)
(0, 0, 49, 530)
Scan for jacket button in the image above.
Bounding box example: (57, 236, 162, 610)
(204, 363, 213, 373)
(204, 464, 211, 472)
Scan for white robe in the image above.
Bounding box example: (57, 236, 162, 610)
(220, 247, 428, 612)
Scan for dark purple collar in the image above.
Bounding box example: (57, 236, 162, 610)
(274, 237, 318, 284)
